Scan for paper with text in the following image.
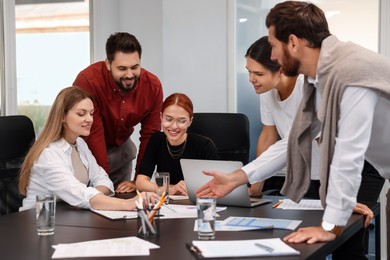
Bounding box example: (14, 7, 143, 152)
(277, 199, 324, 210)
(192, 238, 300, 258)
(51, 236, 158, 258)
(194, 220, 273, 231)
(222, 216, 301, 230)
(92, 204, 226, 220)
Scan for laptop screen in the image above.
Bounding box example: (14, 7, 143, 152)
(180, 159, 271, 207)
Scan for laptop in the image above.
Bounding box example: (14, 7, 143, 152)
(180, 159, 272, 207)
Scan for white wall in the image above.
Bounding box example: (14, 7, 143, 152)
(91, 0, 229, 112)
(162, 0, 229, 112)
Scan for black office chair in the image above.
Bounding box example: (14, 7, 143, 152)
(188, 112, 250, 165)
(0, 115, 35, 214)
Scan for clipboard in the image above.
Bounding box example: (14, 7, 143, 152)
(187, 238, 300, 258)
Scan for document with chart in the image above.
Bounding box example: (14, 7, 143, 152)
(222, 216, 302, 230)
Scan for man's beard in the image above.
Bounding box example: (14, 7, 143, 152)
(115, 76, 138, 93)
(281, 46, 300, 77)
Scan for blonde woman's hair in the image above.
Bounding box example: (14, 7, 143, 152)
(19, 86, 93, 195)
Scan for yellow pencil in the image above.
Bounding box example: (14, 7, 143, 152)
(149, 192, 167, 222)
(272, 200, 283, 208)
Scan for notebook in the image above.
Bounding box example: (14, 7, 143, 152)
(180, 159, 272, 207)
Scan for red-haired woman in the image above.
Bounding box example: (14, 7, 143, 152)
(135, 93, 217, 195)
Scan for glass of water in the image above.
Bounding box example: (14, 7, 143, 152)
(197, 197, 216, 240)
(155, 172, 170, 204)
(36, 194, 56, 236)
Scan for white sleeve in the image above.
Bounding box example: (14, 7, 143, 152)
(35, 148, 103, 209)
(242, 137, 287, 184)
(323, 86, 378, 225)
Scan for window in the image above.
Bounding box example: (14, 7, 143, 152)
(15, 0, 90, 134)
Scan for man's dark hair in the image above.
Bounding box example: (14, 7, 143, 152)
(106, 32, 142, 62)
(266, 1, 330, 48)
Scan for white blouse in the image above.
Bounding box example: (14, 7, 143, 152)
(20, 137, 114, 211)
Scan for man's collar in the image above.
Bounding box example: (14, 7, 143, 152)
(307, 75, 319, 86)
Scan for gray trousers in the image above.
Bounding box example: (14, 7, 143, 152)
(107, 137, 137, 187)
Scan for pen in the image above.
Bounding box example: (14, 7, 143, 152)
(186, 243, 203, 256)
(136, 190, 145, 208)
(272, 200, 283, 208)
(255, 243, 274, 253)
(163, 204, 177, 213)
(135, 201, 147, 235)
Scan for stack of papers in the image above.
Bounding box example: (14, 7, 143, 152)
(52, 236, 158, 258)
(191, 238, 299, 258)
(276, 199, 324, 210)
(92, 204, 226, 220)
(194, 220, 273, 231)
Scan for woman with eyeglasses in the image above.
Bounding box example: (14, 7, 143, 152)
(135, 93, 217, 195)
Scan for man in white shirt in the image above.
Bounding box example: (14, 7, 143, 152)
(196, 0, 390, 253)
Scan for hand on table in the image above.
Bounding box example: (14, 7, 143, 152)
(134, 191, 159, 206)
(353, 202, 374, 227)
(115, 180, 136, 193)
(170, 180, 188, 195)
(283, 226, 336, 244)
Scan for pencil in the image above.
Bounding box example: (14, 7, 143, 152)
(149, 192, 167, 222)
(272, 200, 283, 208)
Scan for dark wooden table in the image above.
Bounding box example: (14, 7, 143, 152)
(0, 196, 380, 260)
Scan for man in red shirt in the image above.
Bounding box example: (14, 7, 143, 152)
(73, 32, 163, 193)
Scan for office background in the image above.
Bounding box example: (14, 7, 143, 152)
(1, 0, 389, 258)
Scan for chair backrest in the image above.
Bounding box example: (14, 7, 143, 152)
(0, 115, 35, 214)
(188, 113, 250, 165)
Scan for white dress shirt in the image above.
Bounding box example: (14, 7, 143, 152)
(243, 75, 320, 183)
(321, 86, 390, 225)
(20, 137, 114, 211)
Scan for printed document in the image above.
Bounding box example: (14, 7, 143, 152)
(92, 204, 226, 220)
(51, 236, 159, 258)
(192, 238, 300, 258)
(277, 199, 324, 210)
(222, 216, 301, 230)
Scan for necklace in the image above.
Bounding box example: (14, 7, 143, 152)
(166, 138, 187, 159)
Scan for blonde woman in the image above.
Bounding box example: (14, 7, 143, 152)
(19, 87, 154, 211)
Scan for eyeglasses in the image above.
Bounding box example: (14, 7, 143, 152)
(162, 116, 189, 128)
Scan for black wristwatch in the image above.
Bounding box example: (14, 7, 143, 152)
(321, 221, 343, 236)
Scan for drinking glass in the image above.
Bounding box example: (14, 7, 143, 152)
(197, 197, 216, 240)
(36, 194, 56, 236)
(155, 172, 170, 204)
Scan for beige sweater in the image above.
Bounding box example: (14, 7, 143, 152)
(282, 35, 390, 205)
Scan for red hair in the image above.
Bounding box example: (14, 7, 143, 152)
(162, 93, 193, 118)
